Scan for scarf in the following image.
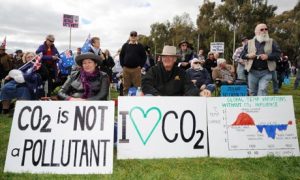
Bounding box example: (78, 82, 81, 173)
(80, 69, 100, 98)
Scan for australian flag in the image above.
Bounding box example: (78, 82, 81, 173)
(58, 50, 75, 75)
(81, 34, 91, 53)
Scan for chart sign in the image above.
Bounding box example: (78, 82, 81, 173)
(4, 101, 114, 174)
(207, 96, 300, 158)
(117, 97, 208, 159)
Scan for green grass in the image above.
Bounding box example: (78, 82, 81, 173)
(1, 79, 300, 179)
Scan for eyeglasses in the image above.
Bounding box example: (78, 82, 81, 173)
(181, 44, 187, 47)
(47, 39, 54, 43)
(193, 62, 201, 64)
(260, 28, 268, 32)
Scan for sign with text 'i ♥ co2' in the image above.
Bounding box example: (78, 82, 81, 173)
(117, 97, 208, 159)
(4, 101, 114, 174)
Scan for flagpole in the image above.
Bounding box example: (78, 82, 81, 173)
(69, 26, 72, 50)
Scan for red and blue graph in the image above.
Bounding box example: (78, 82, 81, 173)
(232, 112, 292, 139)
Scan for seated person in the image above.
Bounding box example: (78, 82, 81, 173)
(142, 45, 211, 97)
(186, 58, 215, 93)
(212, 58, 236, 86)
(0, 52, 48, 114)
(58, 53, 109, 100)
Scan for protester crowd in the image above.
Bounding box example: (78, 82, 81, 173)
(0, 23, 300, 115)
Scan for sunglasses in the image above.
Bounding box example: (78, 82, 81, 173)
(260, 28, 268, 31)
(47, 39, 54, 43)
(130, 34, 137, 37)
(193, 62, 201, 64)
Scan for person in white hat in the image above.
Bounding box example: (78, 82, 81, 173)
(142, 45, 211, 96)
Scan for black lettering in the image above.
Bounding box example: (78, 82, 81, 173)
(90, 140, 100, 166)
(50, 140, 59, 166)
(40, 115, 51, 133)
(11, 148, 20, 157)
(119, 111, 129, 143)
(61, 140, 71, 166)
(193, 130, 204, 149)
(41, 139, 50, 166)
(57, 107, 62, 124)
(162, 111, 178, 143)
(101, 140, 110, 166)
(79, 140, 88, 167)
(61, 111, 69, 123)
(21, 139, 33, 166)
(72, 139, 80, 166)
(86, 107, 96, 130)
(32, 140, 42, 166)
(180, 110, 195, 142)
(18, 106, 31, 131)
(98, 106, 108, 131)
(31, 106, 42, 131)
(74, 106, 86, 130)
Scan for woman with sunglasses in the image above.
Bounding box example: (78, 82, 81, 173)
(36, 34, 60, 96)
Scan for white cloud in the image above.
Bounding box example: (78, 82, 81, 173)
(1, 0, 297, 54)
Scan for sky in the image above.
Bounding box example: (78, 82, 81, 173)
(0, 0, 298, 55)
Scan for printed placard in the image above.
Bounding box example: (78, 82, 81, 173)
(207, 96, 300, 158)
(117, 97, 208, 159)
(4, 101, 114, 174)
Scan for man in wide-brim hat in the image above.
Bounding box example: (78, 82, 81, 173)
(142, 45, 211, 96)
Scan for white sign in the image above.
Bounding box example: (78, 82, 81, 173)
(210, 42, 224, 53)
(207, 96, 300, 158)
(4, 101, 114, 174)
(117, 97, 208, 159)
(63, 14, 79, 28)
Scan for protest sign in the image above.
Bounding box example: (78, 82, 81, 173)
(207, 96, 300, 158)
(210, 42, 224, 53)
(4, 101, 114, 174)
(63, 14, 79, 28)
(117, 97, 208, 159)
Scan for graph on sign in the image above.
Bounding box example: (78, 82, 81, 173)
(224, 110, 297, 151)
(207, 96, 300, 158)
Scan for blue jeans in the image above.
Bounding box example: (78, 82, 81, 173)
(248, 69, 272, 96)
(271, 71, 279, 93)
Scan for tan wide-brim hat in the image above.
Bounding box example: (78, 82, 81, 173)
(75, 52, 103, 66)
(157, 45, 180, 57)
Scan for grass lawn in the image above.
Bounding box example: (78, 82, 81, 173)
(0, 79, 299, 179)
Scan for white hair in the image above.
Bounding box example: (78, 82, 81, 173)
(217, 58, 226, 65)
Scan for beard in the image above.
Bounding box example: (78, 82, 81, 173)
(192, 64, 203, 71)
(256, 33, 270, 43)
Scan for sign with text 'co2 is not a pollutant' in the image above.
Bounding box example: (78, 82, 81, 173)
(207, 96, 300, 158)
(4, 101, 115, 174)
(117, 97, 208, 159)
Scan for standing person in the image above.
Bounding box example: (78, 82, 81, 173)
(36, 34, 60, 96)
(120, 31, 146, 95)
(142, 45, 211, 97)
(176, 40, 194, 70)
(241, 23, 281, 96)
(232, 37, 248, 81)
(112, 49, 123, 91)
(142, 45, 155, 74)
(102, 49, 115, 82)
(294, 55, 300, 90)
(0, 45, 12, 81)
(58, 53, 109, 100)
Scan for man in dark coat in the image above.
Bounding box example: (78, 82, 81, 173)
(142, 45, 211, 96)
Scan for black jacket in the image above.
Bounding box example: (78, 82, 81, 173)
(142, 63, 199, 96)
(58, 70, 109, 100)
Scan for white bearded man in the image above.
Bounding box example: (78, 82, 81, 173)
(241, 23, 281, 96)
